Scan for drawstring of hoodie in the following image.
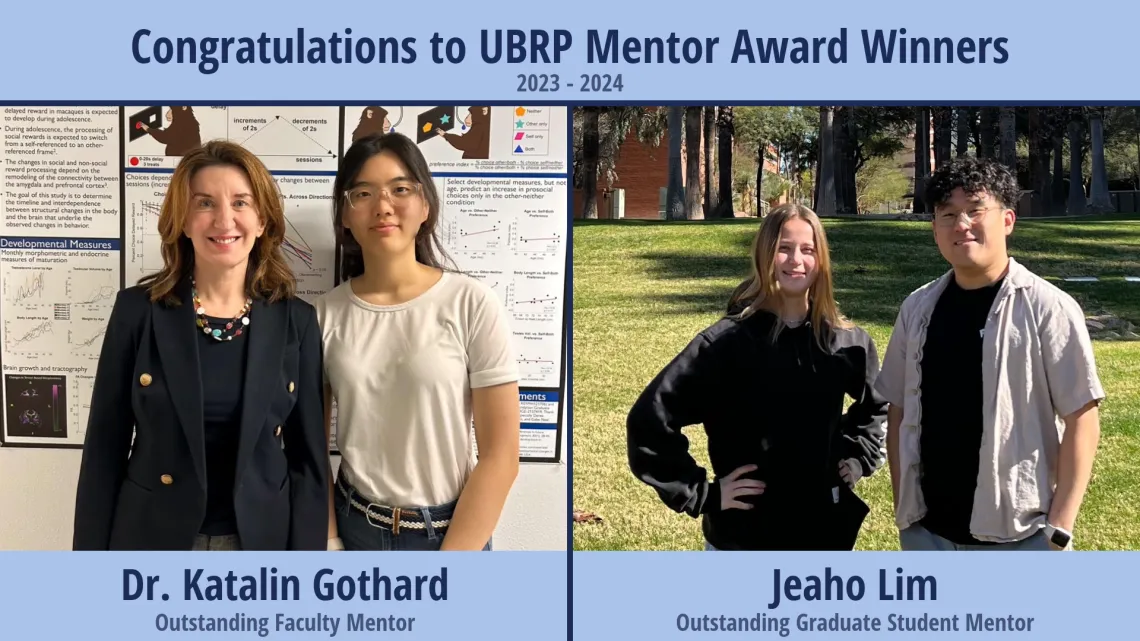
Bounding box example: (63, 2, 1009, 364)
(788, 318, 818, 373)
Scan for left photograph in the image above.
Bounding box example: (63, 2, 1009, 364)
(0, 105, 570, 551)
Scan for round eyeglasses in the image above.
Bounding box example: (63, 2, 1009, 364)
(344, 182, 422, 211)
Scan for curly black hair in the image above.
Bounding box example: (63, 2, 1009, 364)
(923, 157, 1022, 211)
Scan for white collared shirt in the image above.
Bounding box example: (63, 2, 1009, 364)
(875, 258, 1105, 542)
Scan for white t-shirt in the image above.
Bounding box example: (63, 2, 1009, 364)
(314, 271, 519, 507)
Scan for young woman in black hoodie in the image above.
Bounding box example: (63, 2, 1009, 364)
(626, 204, 888, 551)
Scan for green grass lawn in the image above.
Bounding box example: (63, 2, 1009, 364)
(572, 214, 1140, 551)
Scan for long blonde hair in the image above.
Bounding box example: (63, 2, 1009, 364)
(727, 203, 851, 349)
(138, 140, 297, 305)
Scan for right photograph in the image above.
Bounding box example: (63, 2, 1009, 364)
(571, 104, 1140, 552)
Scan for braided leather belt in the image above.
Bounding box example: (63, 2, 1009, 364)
(337, 481, 451, 535)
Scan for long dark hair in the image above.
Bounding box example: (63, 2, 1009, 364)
(333, 132, 455, 279)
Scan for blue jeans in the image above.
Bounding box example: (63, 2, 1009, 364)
(899, 523, 1056, 551)
(334, 474, 491, 551)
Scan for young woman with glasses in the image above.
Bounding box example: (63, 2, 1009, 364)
(314, 132, 520, 551)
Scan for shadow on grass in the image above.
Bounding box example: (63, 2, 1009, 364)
(651, 290, 742, 317)
(630, 220, 1140, 324)
(638, 253, 752, 282)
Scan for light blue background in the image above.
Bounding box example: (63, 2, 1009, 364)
(1, 0, 1136, 102)
(574, 552, 1135, 639)
(0, 552, 565, 639)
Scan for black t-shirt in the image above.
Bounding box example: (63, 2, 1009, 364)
(918, 276, 1004, 545)
(197, 316, 249, 536)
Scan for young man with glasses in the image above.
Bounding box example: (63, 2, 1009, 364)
(875, 157, 1104, 551)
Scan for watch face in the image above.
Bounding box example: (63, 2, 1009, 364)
(1051, 530, 1071, 547)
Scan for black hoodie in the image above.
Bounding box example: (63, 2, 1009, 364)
(626, 307, 888, 551)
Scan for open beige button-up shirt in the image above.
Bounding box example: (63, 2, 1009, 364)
(875, 257, 1105, 543)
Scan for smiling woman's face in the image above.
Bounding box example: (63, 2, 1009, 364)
(341, 150, 429, 259)
(773, 217, 818, 296)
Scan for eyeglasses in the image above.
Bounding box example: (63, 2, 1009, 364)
(934, 206, 996, 228)
(343, 182, 422, 211)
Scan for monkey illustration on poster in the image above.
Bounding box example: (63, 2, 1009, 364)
(131, 106, 201, 156)
(350, 105, 404, 142)
(435, 105, 491, 159)
(345, 105, 565, 174)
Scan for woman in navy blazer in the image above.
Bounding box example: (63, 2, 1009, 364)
(73, 141, 329, 551)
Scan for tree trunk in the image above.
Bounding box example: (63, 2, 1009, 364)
(934, 107, 952, 166)
(715, 106, 734, 218)
(813, 155, 820, 211)
(843, 107, 859, 213)
(1027, 108, 1045, 218)
(969, 107, 982, 154)
(1051, 127, 1065, 214)
(816, 107, 837, 215)
(703, 107, 717, 216)
(1088, 109, 1112, 212)
(787, 156, 799, 201)
(1134, 107, 1140, 189)
(979, 107, 997, 159)
(913, 107, 930, 214)
(666, 106, 686, 220)
(999, 107, 1017, 175)
(579, 107, 601, 219)
(1067, 117, 1086, 215)
(756, 140, 765, 214)
(832, 106, 855, 214)
(956, 107, 971, 157)
(684, 107, 702, 219)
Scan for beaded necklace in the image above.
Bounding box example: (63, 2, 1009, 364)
(192, 279, 251, 341)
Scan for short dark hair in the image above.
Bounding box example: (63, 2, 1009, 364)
(923, 157, 1022, 211)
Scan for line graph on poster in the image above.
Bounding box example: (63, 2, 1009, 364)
(509, 209, 563, 256)
(275, 174, 336, 303)
(127, 198, 165, 283)
(450, 252, 511, 309)
(67, 317, 109, 360)
(3, 268, 61, 309)
(281, 217, 316, 269)
(439, 205, 507, 254)
(510, 318, 561, 388)
(68, 374, 95, 441)
(124, 170, 171, 284)
(3, 267, 117, 309)
(510, 269, 563, 323)
(3, 318, 56, 359)
(65, 268, 119, 307)
(227, 107, 340, 171)
(516, 351, 558, 388)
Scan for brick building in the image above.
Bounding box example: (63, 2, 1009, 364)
(573, 122, 784, 220)
(573, 126, 673, 220)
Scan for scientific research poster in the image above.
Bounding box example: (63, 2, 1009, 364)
(1, 105, 568, 463)
(1, 106, 122, 446)
(343, 105, 567, 174)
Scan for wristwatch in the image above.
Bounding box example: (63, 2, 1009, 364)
(1044, 524, 1072, 549)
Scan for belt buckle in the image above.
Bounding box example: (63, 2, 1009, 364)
(392, 507, 402, 535)
(364, 502, 386, 530)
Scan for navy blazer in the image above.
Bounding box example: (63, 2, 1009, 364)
(72, 278, 329, 551)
